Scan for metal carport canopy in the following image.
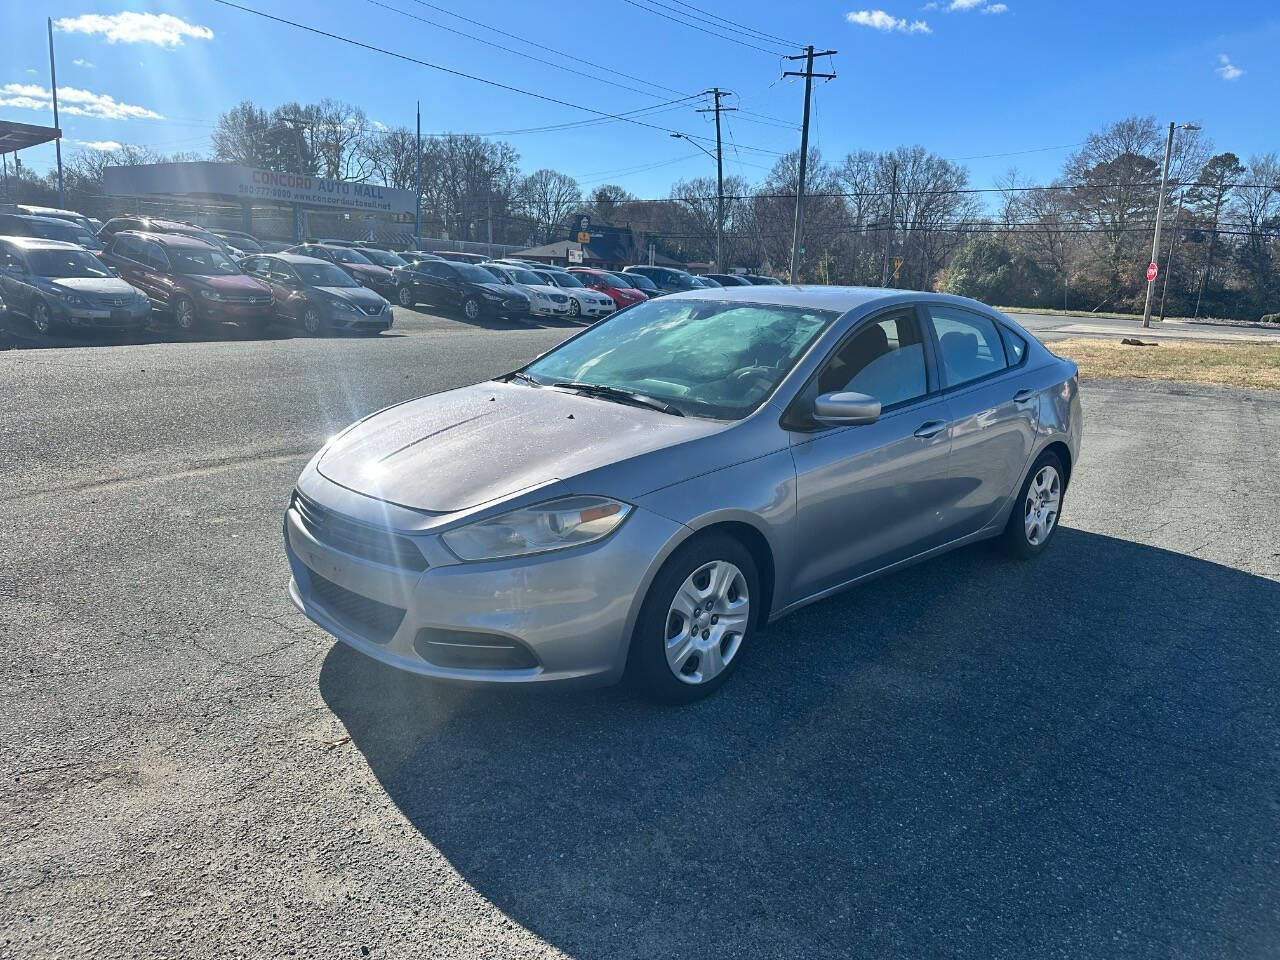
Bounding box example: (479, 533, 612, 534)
(0, 120, 61, 155)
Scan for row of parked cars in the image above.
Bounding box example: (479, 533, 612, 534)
(0, 202, 784, 338)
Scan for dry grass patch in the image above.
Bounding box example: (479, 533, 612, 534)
(1048, 338, 1280, 391)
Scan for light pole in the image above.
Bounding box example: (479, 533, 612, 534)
(671, 131, 723, 271)
(1142, 121, 1200, 328)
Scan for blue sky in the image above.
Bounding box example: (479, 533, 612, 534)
(2, 0, 1278, 202)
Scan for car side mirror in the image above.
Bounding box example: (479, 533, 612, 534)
(281, 277, 301, 289)
(813, 391, 881, 426)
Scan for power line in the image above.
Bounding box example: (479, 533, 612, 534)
(662, 0, 801, 47)
(207, 0, 786, 158)
(619, 0, 790, 55)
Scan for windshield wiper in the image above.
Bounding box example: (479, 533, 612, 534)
(552, 382, 684, 416)
(505, 371, 541, 387)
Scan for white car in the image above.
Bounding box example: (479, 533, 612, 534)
(480, 263, 571, 318)
(532, 268, 616, 320)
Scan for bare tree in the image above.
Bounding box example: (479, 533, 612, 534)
(310, 99, 375, 182)
(517, 169, 582, 243)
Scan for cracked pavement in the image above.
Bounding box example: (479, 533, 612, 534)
(1, 307, 1278, 958)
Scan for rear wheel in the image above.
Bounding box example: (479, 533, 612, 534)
(397, 284, 415, 308)
(31, 299, 56, 335)
(1001, 450, 1065, 559)
(629, 534, 759, 703)
(171, 295, 199, 332)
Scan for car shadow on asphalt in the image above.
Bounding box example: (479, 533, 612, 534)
(0, 314, 405, 349)
(318, 529, 1280, 958)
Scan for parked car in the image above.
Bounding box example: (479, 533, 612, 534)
(0, 213, 103, 254)
(568, 267, 648, 308)
(284, 286, 1081, 701)
(101, 231, 274, 333)
(531, 268, 616, 320)
(434, 251, 491, 265)
(241, 253, 392, 335)
(212, 230, 265, 255)
(394, 257, 530, 319)
(743, 274, 784, 286)
(479, 262, 571, 318)
(16, 204, 97, 236)
(396, 251, 444, 264)
(0, 237, 151, 335)
(284, 243, 397, 298)
(615, 271, 661, 298)
(624, 264, 702, 293)
(98, 217, 235, 258)
(704, 274, 753, 287)
(692, 276, 723, 287)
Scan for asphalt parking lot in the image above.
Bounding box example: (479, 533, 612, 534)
(2, 304, 1278, 959)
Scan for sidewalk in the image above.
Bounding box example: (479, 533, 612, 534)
(1006, 310, 1280, 344)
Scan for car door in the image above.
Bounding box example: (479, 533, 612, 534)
(421, 261, 461, 308)
(924, 302, 1039, 539)
(786, 305, 957, 603)
(107, 235, 148, 294)
(0, 243, 36, 317)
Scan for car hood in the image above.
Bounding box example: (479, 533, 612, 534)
(522, 283, 565, 298)
(317, 381, 721, 512)
(345, 263, 393, 281)
(317, 285, 384, 306)
(476, 282, 527, 300)
(47, 277, 137, 298)
(189, 274, 269, 295)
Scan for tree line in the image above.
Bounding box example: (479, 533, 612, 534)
(5, 100, 1277, 320)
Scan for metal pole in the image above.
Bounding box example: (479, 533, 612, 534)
(1158, 190, 1185, 321)
(1142, 121, 1175, 328)
(789, 47, 814, 285)
(414, 101, 422, 247)
(714, 89, 724, 272)
(47, 18, 64, 207)
(880, 160, 898, 287)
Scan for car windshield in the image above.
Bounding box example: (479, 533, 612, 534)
(222, 234, 263, 253)
(25, 219, 99, 247)
(541, 271, 583, 288)
(295, 261, 358, 287)
(510, 268, 543, 285)
(479, 264, 508, 281)
(170, 247, 241, 275)
(360, 249, 407, 268)
(522, 299, 837, 419)
(28, 249, 113, 278)
(456, 263, 499, 284)
(625, 274, 658, 292)
(327, 247, 374, 265)
(608, 272, 638, 288)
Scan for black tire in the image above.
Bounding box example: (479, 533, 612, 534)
(170, 295, 200, 333)
(461, 296, 481, 321)
(628, 533, 760, 703)
(397, 284, 415, 308)
(568, 298, 581, 318)
(31, 299, 57, 335)
(1000, 449, 1066, 559)
(301, 306, 324, 336)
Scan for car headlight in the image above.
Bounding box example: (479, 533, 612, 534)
(53, 290, 85, 306)
(329, 298, 357, 312)
(441, 496, 632, 561)
(199, 289, 225, 301)
(482, 292, 504, 301)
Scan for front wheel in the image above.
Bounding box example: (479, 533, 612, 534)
(568, 298, 581, 318)
(461, 296, 481, 321)
(301, 306, 324, 336)
(629, 534, 759, 703)
(397, 284, 415, 308)
(171, 295, 200, 332)
(1001, 450, 1065, 559)
(31, 299, 57, 335)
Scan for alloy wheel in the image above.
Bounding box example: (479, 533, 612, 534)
(463, 298, 480, 321)
(664, 560, 750, 685)
(32, 301, 53, 335)
(173, 297, 197, 331)
(568, 298, 581, 318)
(302, 308, 322, 335)
(1024, 465, 1061, 546)
(397, 285, 413, 307)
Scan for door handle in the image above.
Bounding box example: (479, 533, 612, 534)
(1012, 389, 1036, 404)
(914, 420, 947, 439)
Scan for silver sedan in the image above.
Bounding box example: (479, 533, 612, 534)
(284, 287, 1081, 701)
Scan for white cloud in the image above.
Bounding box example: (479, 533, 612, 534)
(948, 0, 984, 8)
(846, 10, 932, 33)
(73, 58, 95, 68)
(949, 0, 1010, 11)
(0, 83, 163, 120)
(25, 68, 38, 75)
(371, 119, 388, 131)
(982, 3, 1008, 12)
(74, 139, 124, 151)
(922, 1, 939, 8)
(54, 12, 213, 48)
(1216, 53, 1243, 81)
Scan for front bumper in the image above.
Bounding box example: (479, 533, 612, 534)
(283, 485, 683, 685)
(55, 301, 151, 328)
(197, 299, 275, 323)
(580, 301, 614, 318)
(528, 301, 572, 317)
(328, 304, 393, 331)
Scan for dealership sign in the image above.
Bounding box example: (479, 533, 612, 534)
(104, 161, 416, 215)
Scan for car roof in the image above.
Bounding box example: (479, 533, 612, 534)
(656, 285, 1010, 316)
(116, 229, 217, 249)
(0, 236, 82, 251)
(18, 205, 82, 217)
(272, 253, 330, 265)
(3, 212, 79, 228)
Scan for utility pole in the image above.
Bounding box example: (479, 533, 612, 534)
(1158, 188, 1186, 321)
(696, 88, 735, 272)
(880, 160, 898, 287)
(1143, 121, 1200, 328)
(783, 46, 836, 284)
(414, 100, 422, 246)
(47, 18, 64, 207)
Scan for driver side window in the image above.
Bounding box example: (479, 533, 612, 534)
(817, 309, 928, 409)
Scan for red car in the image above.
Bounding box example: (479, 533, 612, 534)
(567, 267, 648, 308)
(101, 231, 274, 333)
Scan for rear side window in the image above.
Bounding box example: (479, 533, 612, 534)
(999, 325, 1028, 365)
(141, 242, 170, 271)
(926, 305, 1008, 389)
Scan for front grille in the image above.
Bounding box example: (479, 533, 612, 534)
(414, 628, 539, 670)
(357, 302, 383, 315)
(292, 492, 428, 571)
(550, 294, 568, 304)
(219, 294, 271, 304)
(308, 572, 405, 644)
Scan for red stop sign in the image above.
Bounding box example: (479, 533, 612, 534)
(1146, 262, 1159, 283)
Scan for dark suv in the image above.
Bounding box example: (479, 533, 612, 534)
(101, 231, 274, 332)
(98, 217, 235, 257)
(401, 258, 530, 320)
(285, 243, 397, 298)
(0, 212, 103, 254)
(623, 265, 701, 293)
